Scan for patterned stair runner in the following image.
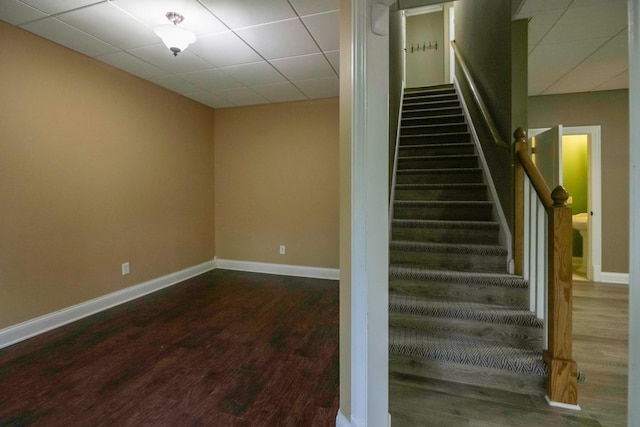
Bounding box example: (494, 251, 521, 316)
(389, 84, 547, 396)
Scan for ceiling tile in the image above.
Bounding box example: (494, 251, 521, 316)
(128, 44, 213, 74)
(179, 68, 244, 91)
(302, 11, 339, 52)
(593, 70, 628, 91)
(0, 0, 47, 25)
(294, 76, 339, 99)
(527, 9, 564, 47)
(250, 82, 307, 103)
(188, 31, 262, 67)
(185, 91, 235, 109)
(198, 0, 296, 29)
(515, 0, 572, 18)
(270, 53, 336, 81)
(542, 1, 627, 43)
(544, 32, 629, 94)
(19, 0, 105, 15)
(235, 18, 320, 60)
(528, 38, 607, 95)
(325, 50, 340, 72)
(214, 87, 269, 106)
(56, 2, 158, 50)
(20, 17, 119, 56)
(109, 0, 227, 36)
(289, 0, 340, 16)
(220, 61, 286, 86)
(147, 75, 201, 94)
(96, 51, 168, 79)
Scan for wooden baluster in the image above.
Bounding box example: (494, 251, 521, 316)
(544, 186, 579, 406)
(513, 128, 527, 276)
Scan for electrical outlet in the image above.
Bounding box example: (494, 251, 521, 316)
(122, 262, 130, 275)
(279, 245, 286, 255)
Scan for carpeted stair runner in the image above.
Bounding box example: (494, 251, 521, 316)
(389, 84, 547, 396)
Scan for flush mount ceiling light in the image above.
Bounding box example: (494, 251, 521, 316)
(153, 12, 196, 56)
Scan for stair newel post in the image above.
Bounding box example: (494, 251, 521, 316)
(513, 127, 527, 276)
(544, 186, 579, 406)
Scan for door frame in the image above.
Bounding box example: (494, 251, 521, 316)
(528, 126, 602, 282)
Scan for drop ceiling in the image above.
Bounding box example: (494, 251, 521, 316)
(0, 0, 340, 109)
(514, 0, 629, 96)
(0, 0, 630, 108)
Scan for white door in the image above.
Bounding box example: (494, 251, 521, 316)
(531, 125, 563, 189)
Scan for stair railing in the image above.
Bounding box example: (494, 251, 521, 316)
(513, 128, 578, 407)
(451, 41, 510, 150)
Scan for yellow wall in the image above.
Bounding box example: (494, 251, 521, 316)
(0, 22, 216, 328)
(214, 99, 339, 268)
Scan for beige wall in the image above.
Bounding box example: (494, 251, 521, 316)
(529, 90, 629, 273)
(406, 12, 445, 88)
(214, 99, 339, 268)
(0, 23, 216, 328)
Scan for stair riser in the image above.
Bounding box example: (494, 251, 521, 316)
(404, 93, 458, 103)
(389, 280, 528, 308)
(389, 355, 547, 396)
(394, 188, 488, 201)
(391, 227, 499, 245)
(401, 115, 465, 127)
(400, 133, 470, 144)
(401, 124, 468, 136)
(396, 171, 483, 185)
(393, 205, 493, 221)
(402, 100, 460, 110)
(402, 107, 463, 119)
(398, 157, 478, 170)
(399, 144, 475, 157)
(390, 251, 506, 273)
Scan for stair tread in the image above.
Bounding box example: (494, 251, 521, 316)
(389, 293, 543, 328)
(392, 219, 498, 229)
(394, 200, 492, 207)
(398, 167, 481, 173)
(398, 154, 477, 160)
(401, 131, 469, 138)
(394, 184, 487, 192)
(389, 326, 548, 376)
(389, 266, 527, 287)
(391, 240, 507, 256)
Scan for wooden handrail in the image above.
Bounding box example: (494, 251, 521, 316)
(451, 41, 510, 150)
(513, 127, 578, 406)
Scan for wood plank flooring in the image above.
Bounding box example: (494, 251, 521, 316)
(390, 280, 629, 426)
(0, 269, 339, 426)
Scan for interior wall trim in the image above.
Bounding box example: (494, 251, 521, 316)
(336, 410, 352, 427)
(0, 260, 216, 350)
(215, 259, 340, 281)
(599, 272, 630, 285)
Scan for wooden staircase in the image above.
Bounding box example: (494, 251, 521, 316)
(389, 85, 548, 397)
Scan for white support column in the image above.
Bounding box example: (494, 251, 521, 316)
(628, 0, 639, 425)
(350, 0, 390, 426)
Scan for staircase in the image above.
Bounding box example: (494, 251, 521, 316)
(389, 84, 548, 397)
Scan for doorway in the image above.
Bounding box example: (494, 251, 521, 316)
(529, 126, 602, 282)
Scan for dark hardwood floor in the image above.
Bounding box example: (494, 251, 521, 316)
(390, 279, 629, 426)
(0, 269, 339, 426)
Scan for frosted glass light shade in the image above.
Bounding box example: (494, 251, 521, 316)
(154, 24, 196, 56)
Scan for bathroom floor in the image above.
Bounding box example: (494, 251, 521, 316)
(572, 258, 588, 281)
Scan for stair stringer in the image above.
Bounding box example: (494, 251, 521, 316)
(453, 77, 514, 273)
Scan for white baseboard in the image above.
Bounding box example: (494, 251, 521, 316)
(599, 272, 629, 285)
(216, 259, 340, 280)
(336, 410, 351, 427)
(546, 395, 581, 411)
(0, 260, 215, 350)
